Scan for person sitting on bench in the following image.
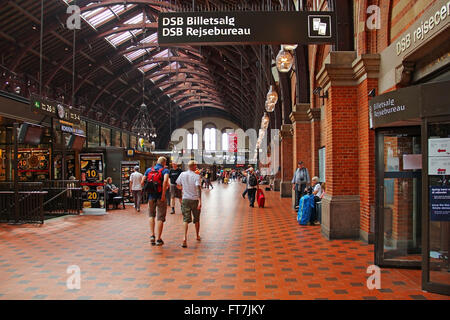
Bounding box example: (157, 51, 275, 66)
(105, 177, 123, 209)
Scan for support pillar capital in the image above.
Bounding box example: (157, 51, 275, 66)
(280, 124, 293, 138)
(289, 103, 310, 123)
(307, 108, 321, 121)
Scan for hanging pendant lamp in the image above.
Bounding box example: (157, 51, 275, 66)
(265, 85, 278, 112)
(276, 45, 293, 73)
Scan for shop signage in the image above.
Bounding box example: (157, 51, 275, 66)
(60, 124, 84, 135)
(395, 1, 450, 57)
(158, 11, 336, 45)
(430, 186, 450, 221)
(30, 95, 81, 124)
(120, 161, 140, 204)
(80, 153, 105, 209)
(369, 85, 421, 129)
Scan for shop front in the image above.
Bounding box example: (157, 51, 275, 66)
(371, 80, 450, 295)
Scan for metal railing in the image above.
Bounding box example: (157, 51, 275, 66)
(0, 180, 82, 223)
(0, 191, 47, 224)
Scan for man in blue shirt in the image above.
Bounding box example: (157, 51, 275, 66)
(141, 157, 170, 246)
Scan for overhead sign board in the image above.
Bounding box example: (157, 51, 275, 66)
(30, 94, 81, 124)
(158, 11, 336, 45)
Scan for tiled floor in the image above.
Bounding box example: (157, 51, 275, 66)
(0, 181, 448, 300)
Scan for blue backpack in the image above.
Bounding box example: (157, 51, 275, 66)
(297, 194, 315, 225)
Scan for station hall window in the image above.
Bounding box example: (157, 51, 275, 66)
(204, 128, 216, 151)
(186, 132, 198, 150)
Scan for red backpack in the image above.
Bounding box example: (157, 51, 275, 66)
(145, 167, 164, 195)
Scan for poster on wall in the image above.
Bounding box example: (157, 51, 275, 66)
(120, 161, 140, 204)
(17, 148, 50, 181)
(428, 138, 450, 175)
(80, 153, 105, 209)
(428, 157, 450, 175)
(430, 186, 450, 221)
(428, 138, 450, 157)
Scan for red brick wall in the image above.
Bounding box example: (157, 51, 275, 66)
(311, 119, 321, 178)
(357, 78, 377, 236)
(325, 86, 359, 196)
(281, 134, 293, 181)
(293, 122, 312, 177)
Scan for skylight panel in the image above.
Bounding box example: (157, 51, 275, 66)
(140, 33, 158, 44)
(125, 49, 147, 62)
(154, 49, 172, 59)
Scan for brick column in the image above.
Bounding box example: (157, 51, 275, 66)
(290, 104, 311, 206)
(315, 51, 380, 240)
(308, 108, 321, 178)
(355, 55, 380, 243)
(280, 124, 293, 198)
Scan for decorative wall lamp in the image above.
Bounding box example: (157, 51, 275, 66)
(313, 87, 328, 105)
(276, 45, 294, 73)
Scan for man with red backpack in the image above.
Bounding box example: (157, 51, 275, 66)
(141, 157, 170, 246)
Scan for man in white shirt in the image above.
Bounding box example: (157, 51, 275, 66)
(176, 160, 202, 248)
(129, 166, 143, 212)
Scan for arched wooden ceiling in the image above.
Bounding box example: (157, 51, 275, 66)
(0, 0, 292, 148)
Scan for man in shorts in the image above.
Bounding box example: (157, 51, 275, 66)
(141, 157, 170, 246)
(176, 160, 202, 248)
(169, 162, 183, 214)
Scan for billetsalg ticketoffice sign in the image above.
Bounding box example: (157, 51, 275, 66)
(158, 11, 336, 45)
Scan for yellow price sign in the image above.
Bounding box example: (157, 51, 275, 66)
(87, 191, 98, 200)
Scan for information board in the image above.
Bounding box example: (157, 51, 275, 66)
(80, 153, 105, 209)
(430, 186, 450, 221)
(30, 95, 81, 124)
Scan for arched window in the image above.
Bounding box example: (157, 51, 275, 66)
(193, 132, 198, 150)
(222, 132, 229, 151)
(186, 132, 198, 150)
(204, 128, 216, 151)
(187, 133, 192, 150)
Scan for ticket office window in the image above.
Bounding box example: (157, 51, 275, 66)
(375, 127, 422, 268)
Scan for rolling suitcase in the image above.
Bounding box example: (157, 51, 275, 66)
(256, 189, 265, 208)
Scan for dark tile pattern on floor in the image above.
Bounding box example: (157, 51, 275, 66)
(0, 182, 448, 300)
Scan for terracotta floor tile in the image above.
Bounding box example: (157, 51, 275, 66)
(0, 182, 448, 300)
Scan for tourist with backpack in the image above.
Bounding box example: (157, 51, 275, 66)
(141, 157, 170, 246)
